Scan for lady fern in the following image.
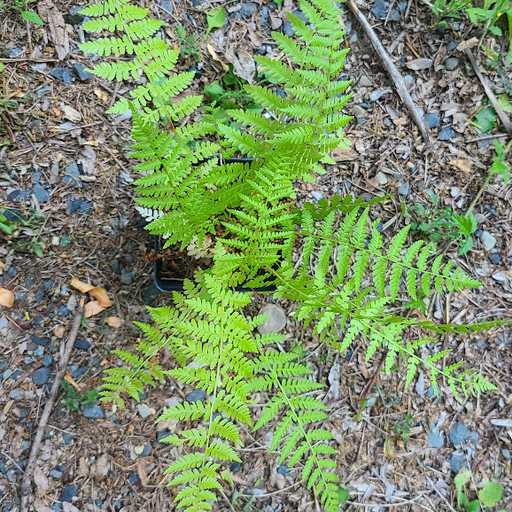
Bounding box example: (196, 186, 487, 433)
(81, 0, 352, 284)
(276, 198, 497, 397)
(80, 1, 503, 511)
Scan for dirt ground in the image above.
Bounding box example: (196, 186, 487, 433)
(0, 0, 511, 511)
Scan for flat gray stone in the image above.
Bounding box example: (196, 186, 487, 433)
(257, 304, 287, 334)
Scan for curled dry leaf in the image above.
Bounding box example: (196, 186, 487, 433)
(84, 300, 106, 318)
(70, 277, 94, 294)
(105, 316, 123, 328)
(0, 287, 14, 308)
(89, 287, 112, 308)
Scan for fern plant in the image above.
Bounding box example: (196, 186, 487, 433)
(81, 0, 352, 288)
(275, 198, 497, 397)
(102, 273, 344, 511)
(80, 1, 503, 511)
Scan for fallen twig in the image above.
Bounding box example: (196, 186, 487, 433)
(346, 0, 431, 145)
(464, 49, 512, 134)
(19, 305, 84, 512)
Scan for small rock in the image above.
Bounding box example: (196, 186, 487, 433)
(276, 465, 290, 476)
(61, 483, 79, 502)
(449, 451, 467, 473)
(9, 389, 24, 400)
(82, 404, 105, 419)
(282, 20, 294, 36)
(438, 126, 455, 141)
(127, 472, 140, 486)
(8, 189, 30, 203)
(49, 67, 74, 85)
(492, 271, 508, 284)
(257, 304, 287, 334)
(74, 338, 91, 351)
(239, 2, 257, 18)
(50, 466, 64, 480)
(427, 427, 445, 448)
(136, 403, 155, 419)
(67, 198, 92, 215)
(375, 171, 388, 185)
(424, 112, 440, 129)
(65, 6, 85, 25)
(444, 57, 460, 70)
(186, 389, 206, 403)
(311, 190, 324, 201)
(480, 231, 496, 251)
(8, 47, 24, 58)
(259, 6, 270, 27)
(229, 462, 242, 473)
(32, 367, 51, 386)
(371, 0, 400, 20)
(31, 335, 49, 347)
(120, 269, 134, 285)
(63, 162, 81, 188)
(72, 63, 93, 81)
(449, 422, 479, 447)
(370, 88, 391, 102)
(42, 355, 53, 367)
(502, 448, 512, 460)
(398, 182, 410, 196)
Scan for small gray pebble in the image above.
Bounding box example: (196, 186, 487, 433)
(424, 112, 440, 129)
(82, 404, 105, 419)
(33, 183, 50, 203)
(450, 451, 467, 473)
(438, 126, 455, 141)
(186, 389, 206, 402)
(427, 427, 444, 448)
(444, 57, 460, 70)
(32, 367, 50, 386)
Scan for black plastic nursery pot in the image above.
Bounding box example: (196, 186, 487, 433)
(151, 156, 276, 294)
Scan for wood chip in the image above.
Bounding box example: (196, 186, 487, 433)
(37, 0, 70, 60)
(449, 159, 472, 173)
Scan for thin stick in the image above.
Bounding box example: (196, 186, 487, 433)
(19, 306, 84, 512)
(346, 0, 430, 145)
(464, 49, 512, 134)
(466, 133, 509, 143)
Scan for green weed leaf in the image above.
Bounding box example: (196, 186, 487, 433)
(207, 7, 225, 32)
(21, 10, 44, 26)
(478, 480, 503, 507)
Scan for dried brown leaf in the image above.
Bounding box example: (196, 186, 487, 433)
(105, 316, 123, 328)
(89, 287, 112, 308)
(70, 277, 94, 294)
(450, 159, 472, 173)
(84, 300, 107, 318)
(0, 288, 14, 308)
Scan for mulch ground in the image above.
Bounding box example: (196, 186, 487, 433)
(0, 0, 511, 511)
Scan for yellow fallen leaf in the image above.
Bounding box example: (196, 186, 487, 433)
(89, 287, 112, 308)
(0, 288, 14, 308)
(105, 316, 123, 328)
(84, 300, 106, 318)
(70, 277, 94, 294)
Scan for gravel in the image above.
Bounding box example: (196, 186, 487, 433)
(32, 367, 51, 386)
(186, 389, 207, 402)
(82, 404, 105, 419)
